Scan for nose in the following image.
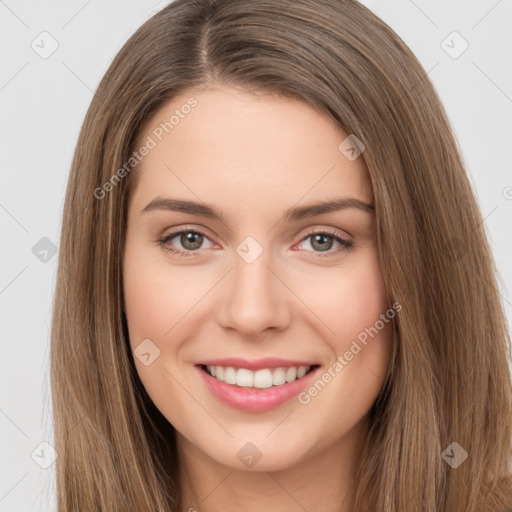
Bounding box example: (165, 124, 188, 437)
(215, 246, 292, 337)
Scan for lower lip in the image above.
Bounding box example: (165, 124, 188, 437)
(196, 365, 320, 412)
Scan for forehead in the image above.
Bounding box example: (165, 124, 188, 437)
(130, 85, 373, 218)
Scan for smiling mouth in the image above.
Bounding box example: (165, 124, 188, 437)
(198, 364, 320, 389)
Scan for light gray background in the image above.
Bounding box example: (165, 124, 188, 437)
(1, 1, 511, 510)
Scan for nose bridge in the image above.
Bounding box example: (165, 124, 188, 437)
(215, 237, 291, 334)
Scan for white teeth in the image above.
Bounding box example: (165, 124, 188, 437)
(253, 369, 273, 389)
(205, 365, 312, 388)
(236, 368, 253, 387)
(285, 367, 297, 383)
(272, 367, 286, 386)
(224, 366, 237, 384)
(297, 366, 307, 378)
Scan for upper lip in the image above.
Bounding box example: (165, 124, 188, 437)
(195, 357, 318, 371)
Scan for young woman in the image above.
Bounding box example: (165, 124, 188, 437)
(50, 0, 512, 510)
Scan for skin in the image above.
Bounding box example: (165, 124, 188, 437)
(123, 85, 393, 512)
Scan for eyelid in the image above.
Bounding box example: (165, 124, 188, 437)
(160, 224, 216, 242)
(298, 225, 352, 242)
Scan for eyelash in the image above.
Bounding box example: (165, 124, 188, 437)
(155, 227, 353, 258)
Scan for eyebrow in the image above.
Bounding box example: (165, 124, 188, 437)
(141, 196, 374, 221)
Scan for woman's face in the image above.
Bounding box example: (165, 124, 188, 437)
(123, 85, 393, 472)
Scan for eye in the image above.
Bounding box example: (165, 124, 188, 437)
(156, 227, 215, 257)
(156, 226, 353, 259)
(295, 229, 353, 256)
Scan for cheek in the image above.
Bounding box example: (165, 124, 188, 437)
(123, 246, 209, 348)
(293, 254, 393, 432)
(122, 245, 199, 423)
(295, 251, 390, 345)
(340, 262, 389, 341)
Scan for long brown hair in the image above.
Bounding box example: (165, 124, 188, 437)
(50, 0, 512, 510)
